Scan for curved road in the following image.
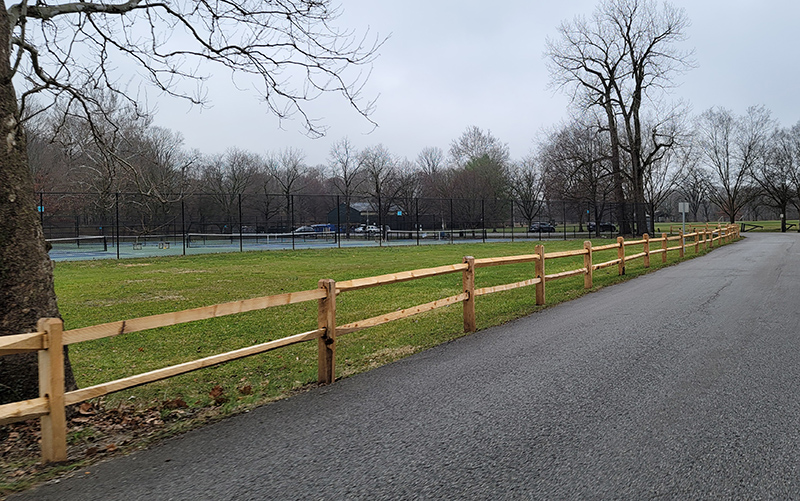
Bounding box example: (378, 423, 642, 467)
(16, 233, 800, 499)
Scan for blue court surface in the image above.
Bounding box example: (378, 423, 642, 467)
(48, 231, 569, 262)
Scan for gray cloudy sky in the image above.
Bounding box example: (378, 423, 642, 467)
(153, 0, 800, 166)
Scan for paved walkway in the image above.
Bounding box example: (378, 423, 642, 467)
(16, 233, 800, 499)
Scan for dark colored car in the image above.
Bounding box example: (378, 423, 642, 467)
(588, 222, 616, 232)
(530, 222, 556, 232)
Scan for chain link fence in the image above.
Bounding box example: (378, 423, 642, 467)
(37, 192, 654, 260)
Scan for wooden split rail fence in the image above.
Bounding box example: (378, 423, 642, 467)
(0, 225, 740, 462)
(667, 222, 734, 234)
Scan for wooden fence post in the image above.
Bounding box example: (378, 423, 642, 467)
(38, 318, 67, 463)
(694, 231, 699, 253)
(661, 233, 668, 263)
(317, 279, 336, 385)
(643, 233, 650, 268)
(709, 229, 714, 248)
(617, 236, 625, 275)
(584, 241, 593, 289)
(535, 244, 545, 305)
(462, 256, 476, 333)
(679, 230, 685, 258)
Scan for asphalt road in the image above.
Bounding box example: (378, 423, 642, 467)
(15, 233, 800, 499)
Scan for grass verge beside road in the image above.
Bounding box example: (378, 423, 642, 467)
(2, 236, 737, 493)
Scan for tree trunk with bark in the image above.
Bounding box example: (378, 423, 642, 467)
(0, 10, 77, 404)
(602, 99, 628, 235)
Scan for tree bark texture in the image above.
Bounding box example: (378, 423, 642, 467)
(1, 10, 77, 404)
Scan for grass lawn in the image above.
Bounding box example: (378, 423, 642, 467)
(56, 237, 721, 412)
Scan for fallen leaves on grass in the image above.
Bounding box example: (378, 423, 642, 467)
(209, 385, 228, 405)
(1, 398, 197, 491)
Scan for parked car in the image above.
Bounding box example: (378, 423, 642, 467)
(293, 225, 314, 233)
(530, 222, 556, 232)
(354, 224, 380, 234)
(588, 221, 616, 232)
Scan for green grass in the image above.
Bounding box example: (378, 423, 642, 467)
(734, 220, 799, 232)
(54, 238, 725, 412)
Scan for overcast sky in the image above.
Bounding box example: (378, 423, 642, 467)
(152, 0, 800, 167)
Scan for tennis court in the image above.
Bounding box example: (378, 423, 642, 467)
(47, 229, 569, 261)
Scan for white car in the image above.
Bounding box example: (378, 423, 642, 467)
(354, 225, 379, 234)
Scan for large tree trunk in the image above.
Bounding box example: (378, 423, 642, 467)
(630, 173, 648, 237)
(1, 12, 77, 404)
(603, 99, 628, 235)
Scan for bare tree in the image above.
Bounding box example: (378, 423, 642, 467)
(546, 7, 627, 230)
(416, 146, 450, 199)
(752, 127, 795, 232)
(329, 138, 364, 235)
(53, 93, 153, 213)
(125, 127, 197, 202)
(359, 144, 397, 239)
(200, 148, 261, 232)
(248, 166, 282, 232)
(394, 158, 421, 225)
(23, 102, 72, 192)
(641, 114, 683, 231)
(674, 143, 711, 222)
(111, 125, 199, 234)
(607, 0, 692, 233)
(270, 147, 309, 228)
(417, 146, 447, 178)
(698, 106, 773, 223)
(510, 156, 544, 230)
(415, 146, 450, 231)
(538, 117, 613, 233)
(547, 0, 693, 234)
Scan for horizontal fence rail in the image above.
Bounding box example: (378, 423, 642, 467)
(1, 225, 740, 462)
